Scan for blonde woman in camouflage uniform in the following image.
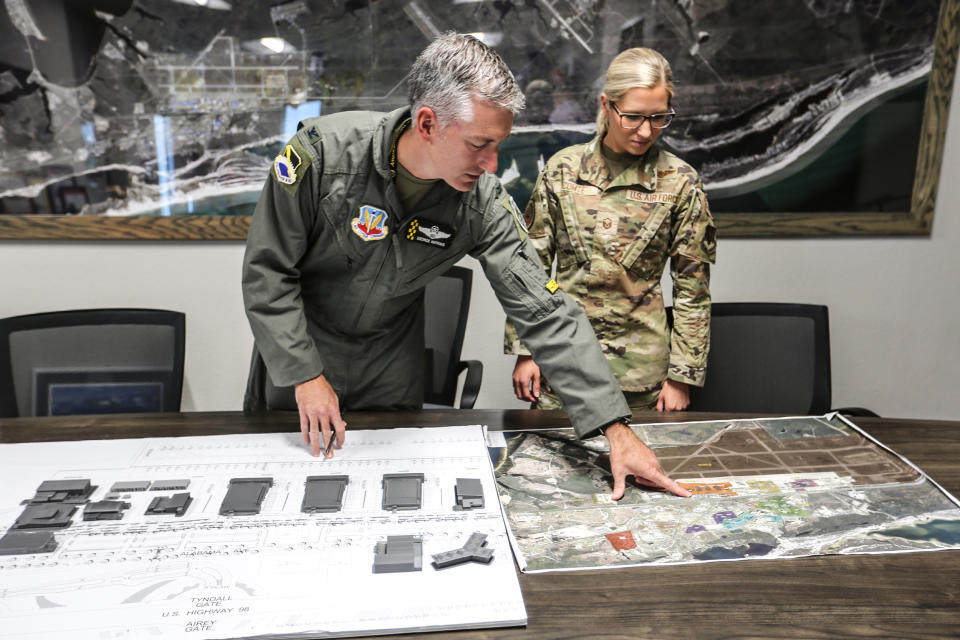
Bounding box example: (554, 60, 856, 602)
(506, 47, 717, 412)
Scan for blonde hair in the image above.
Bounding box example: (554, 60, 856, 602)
(596, 48, 673, 135)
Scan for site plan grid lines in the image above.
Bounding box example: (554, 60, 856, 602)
(0, 425, 526, 639)
(491, 414, 960, 573)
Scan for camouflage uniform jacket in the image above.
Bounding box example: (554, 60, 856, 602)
(243, 108, 631, 437)
(505, 136, 717, 391)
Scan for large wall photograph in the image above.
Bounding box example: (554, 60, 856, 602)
(0, 0, 956, 239)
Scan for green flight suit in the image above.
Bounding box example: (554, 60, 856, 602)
(242, 108, 630, 437)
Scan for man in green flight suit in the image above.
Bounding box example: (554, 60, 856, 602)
(242, 33, 690, 500)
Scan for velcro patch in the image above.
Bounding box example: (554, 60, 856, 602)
(274, 145, 301, 185)
(626, 190, 676, 203)
(563, 182, 599, 195)
(405, 217, 454, 249)
(352, 205, 389, 241)
(596, 211, 618, 236)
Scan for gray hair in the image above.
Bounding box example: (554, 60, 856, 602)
(408, 32, 525, 127)
(596, 48, 674, 135)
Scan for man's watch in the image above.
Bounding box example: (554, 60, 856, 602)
(591, 416, 631, 439)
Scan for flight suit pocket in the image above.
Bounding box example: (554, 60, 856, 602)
(503, 246, 563, 321)
(619, 203, 670, 279)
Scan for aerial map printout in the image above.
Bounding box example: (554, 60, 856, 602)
(0, 426, 526, 639)
(493, 414, 960, 572)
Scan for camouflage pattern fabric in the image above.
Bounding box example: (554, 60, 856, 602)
(505, 136, 716, 401)
(532, 387, 662, 411)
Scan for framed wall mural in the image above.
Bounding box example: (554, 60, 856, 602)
(0, 0, 956, 240)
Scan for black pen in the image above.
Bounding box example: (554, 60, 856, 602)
(324, 433, 335, 457)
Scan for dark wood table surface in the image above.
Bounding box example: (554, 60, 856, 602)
(2, 409, 958, 640)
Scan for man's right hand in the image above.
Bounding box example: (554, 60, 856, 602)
(512, 355, 542, 402)
(605, 421, 691, 500)
(294, 375, 347, 458)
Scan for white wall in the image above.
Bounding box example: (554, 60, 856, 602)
(2, 60, 958, 419)
(0, 242, 251, 411)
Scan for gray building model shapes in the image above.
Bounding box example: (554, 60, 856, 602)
(219, 477, 274, 516)
(3, 471, 490, 558)
(431, 533, 495, 569)
(373, 535, 423, 573)
(302, 475, 349, 513)
(381, 473, 425, 511)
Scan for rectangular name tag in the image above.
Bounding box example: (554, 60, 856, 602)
(405, 217, 455, 249)
(626, 190, 677, 204)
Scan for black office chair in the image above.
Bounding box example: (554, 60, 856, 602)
(668, 302, 832, 414)
(667, 302, 878, 417)
(0, 308, 185, 417)
(423, 265, 483, 408)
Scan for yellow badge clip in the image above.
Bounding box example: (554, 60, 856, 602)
(545, 279, 560, 293)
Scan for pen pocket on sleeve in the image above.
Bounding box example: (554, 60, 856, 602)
(502, 246, 563, 321)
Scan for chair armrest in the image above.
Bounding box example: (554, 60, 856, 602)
(457, 360, 484, 409)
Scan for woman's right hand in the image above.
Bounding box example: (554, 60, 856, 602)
(512, 355, 542, 402)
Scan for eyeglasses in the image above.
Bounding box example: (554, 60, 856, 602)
(610, 102, 675, 130)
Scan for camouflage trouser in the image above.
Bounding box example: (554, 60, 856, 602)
(533, 383, 662, 411)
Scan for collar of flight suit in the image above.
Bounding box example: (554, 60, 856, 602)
(371, 106, 415, 181)
(575, 135, 660, 193)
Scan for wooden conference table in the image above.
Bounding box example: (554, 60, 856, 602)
(1, 409, 958, 640)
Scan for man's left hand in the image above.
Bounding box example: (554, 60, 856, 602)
(656, 379, 690, 411)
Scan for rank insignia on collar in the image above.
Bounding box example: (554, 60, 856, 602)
(274, 145, 301, 185)
(405, 217, 455, 249)
(306, 125, 320, 140)
(352, 205, 389, 241)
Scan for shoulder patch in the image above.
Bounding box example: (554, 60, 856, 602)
(274, 145, 301, 185)
(272, 137, 314, 193)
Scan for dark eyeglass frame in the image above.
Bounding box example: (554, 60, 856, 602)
(610, 102, 676, 130)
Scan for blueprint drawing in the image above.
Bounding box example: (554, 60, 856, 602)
(493, 414, 960, 572)
(0, 426, 525, 639)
